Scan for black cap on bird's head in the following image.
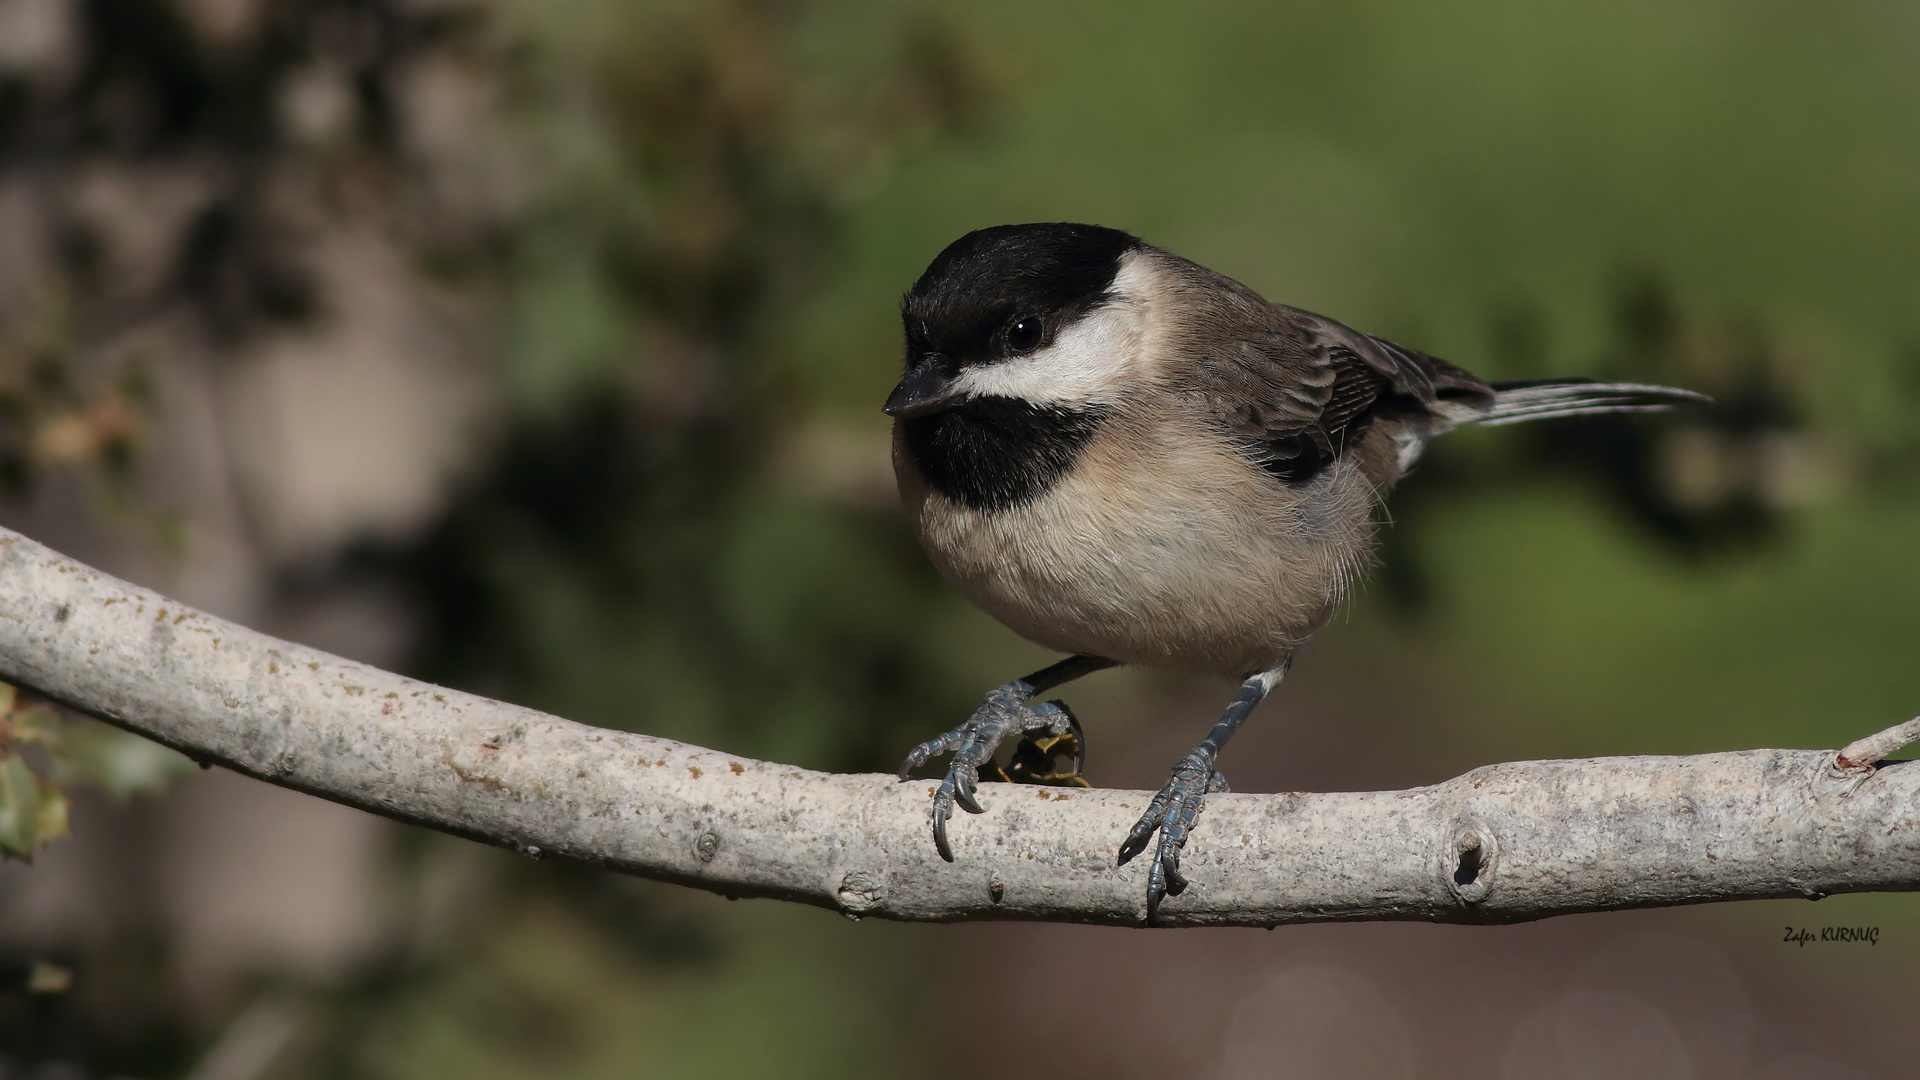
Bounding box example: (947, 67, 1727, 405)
(886, 223, 1142, 418)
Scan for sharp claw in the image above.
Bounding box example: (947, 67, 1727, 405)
(1117, 829, 1150, 866)
(1163, 857, 1188, 896)
(954, 783, 984, 815)
(897, 740, 940, 780)
(932, 805, 954, 862)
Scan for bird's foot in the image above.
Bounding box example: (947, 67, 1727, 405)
(898, 685, 1080, 861)
(1116, 750, 1230, 924)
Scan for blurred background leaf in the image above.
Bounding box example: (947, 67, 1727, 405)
(0, 686, 194, 862)
(0, 752, 43, 860)
(52, 715, 199, 800)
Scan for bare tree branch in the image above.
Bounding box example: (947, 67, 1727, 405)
(1, 524, 1915, 926)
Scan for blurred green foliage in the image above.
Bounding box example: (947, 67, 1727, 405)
(0, 684, 195, 861)
(0, 278, 171, 546)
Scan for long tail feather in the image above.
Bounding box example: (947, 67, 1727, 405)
(1475, 379, 1710, 426)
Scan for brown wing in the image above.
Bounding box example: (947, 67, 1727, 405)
(1185, 294, 1492, 482)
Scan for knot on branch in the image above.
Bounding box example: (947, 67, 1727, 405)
(1447, 825, 1498, 904)
(836, 870, 886, 918)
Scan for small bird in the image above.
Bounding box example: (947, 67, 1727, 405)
(886, 223, 1704, 921)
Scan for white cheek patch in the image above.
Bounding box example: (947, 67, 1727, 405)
(949, 254, 1155, 408)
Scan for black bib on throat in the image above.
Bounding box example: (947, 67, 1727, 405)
(900, 396, 1106, 514)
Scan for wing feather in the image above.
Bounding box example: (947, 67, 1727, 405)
(1177, 282, 1489, 481)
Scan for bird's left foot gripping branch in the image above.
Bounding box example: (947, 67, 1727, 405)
(882, 222, 1707, 923)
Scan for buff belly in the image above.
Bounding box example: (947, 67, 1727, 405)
(896, 424, 1380, 678)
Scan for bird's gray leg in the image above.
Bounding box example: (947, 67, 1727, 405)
(1118, 659, 1290, 923)
(898, 654, 1117, 861)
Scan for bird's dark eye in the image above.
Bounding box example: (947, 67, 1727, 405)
(1006, 316, 1044, 352)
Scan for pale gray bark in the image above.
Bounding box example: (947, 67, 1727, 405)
(1, 524, 1915, 926)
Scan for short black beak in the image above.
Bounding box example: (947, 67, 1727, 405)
(883, 356, 967, 418)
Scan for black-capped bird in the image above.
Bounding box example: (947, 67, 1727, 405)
(886, 223, 1704, 922)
